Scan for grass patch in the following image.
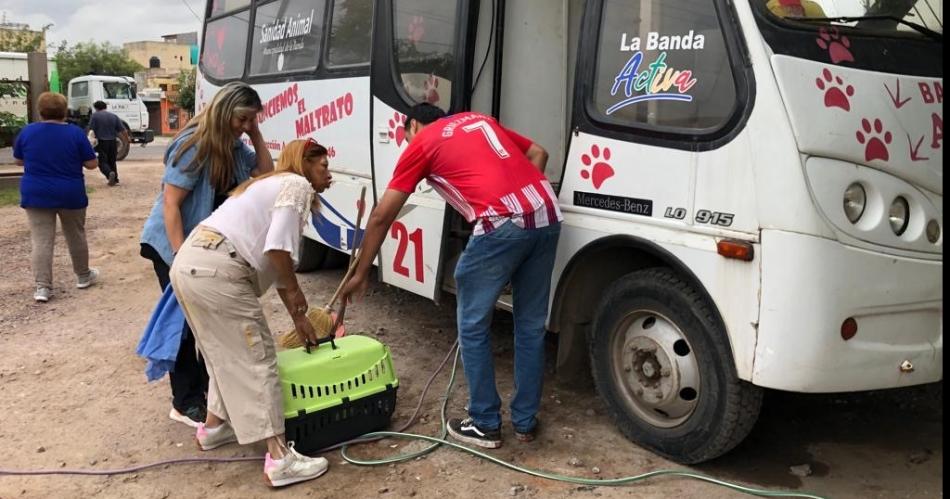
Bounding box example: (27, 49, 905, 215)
(0, 186, 18, 207)
(0, 185, 96, 207)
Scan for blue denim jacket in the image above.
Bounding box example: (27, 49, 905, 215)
(140, 130, 257, 265)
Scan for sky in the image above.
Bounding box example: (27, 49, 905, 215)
(1, 0, 204, 50)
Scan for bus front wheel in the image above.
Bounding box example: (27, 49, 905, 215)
(116, 135, 131, 161)
(589, 267, 762, 464)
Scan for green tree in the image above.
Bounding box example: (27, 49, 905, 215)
(176, 67, 197, 113)
(0, 24, 51, 52)
(329, 0, 372, 64)
(0, 82, 28, 147)
(54, 41, 144, 88)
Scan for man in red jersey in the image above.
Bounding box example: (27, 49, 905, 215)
(341, 103, 561, 448)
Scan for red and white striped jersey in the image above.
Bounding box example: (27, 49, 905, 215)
(388, 112, 562, 235)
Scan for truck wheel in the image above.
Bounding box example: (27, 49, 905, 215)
(589, 267, 762, 464)
(295, 237, 330, 273)
(116, 135, 131, 161)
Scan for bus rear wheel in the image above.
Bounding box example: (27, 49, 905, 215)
(295, 237, 348, 273)
(589, 267, 762, 464)
(296, 237, 329, 272)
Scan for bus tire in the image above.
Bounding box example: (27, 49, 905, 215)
(116, 134, 130, 161)
(295, 237, 329, 273)
(322, 246, 348, 269)
(589, 267, 762, 464)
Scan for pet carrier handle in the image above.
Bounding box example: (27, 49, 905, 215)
(304, 334, 338, 354)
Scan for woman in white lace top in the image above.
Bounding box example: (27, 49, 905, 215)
(170, 139, 334, 487)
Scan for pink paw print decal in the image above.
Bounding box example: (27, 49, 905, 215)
(816, 68, 854, 111)
(388, 112, 407, 147)
(856, 118, 892, 162)
(580, 145, 615, 190)
(424, 75, 440, 104)
(816, 27, 854, 64)
(408, 16, 425, 43)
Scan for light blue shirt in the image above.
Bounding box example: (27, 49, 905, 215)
(140, 130, 257, 265)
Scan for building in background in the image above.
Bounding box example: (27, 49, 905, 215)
(124, 32, 197, 136)
(0, 18, 55, 91)
(0, 22, 47, 52)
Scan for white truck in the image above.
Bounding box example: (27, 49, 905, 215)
(66, 75, 154, 160)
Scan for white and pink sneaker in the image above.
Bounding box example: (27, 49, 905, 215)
(264, 443, 329, 487)
(195, 422, 238, 451)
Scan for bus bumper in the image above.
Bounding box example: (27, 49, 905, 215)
(752, 230, 942, 392)
(131, 130, 155, 144)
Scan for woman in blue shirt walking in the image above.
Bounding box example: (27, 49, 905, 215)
(139, 81, 274, 428)
(13, 92, 100, 303)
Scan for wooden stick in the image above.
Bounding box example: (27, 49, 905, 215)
(322, 186, 368, 311)
(324, 251, 361, 310)
(349, 186, 367, 268)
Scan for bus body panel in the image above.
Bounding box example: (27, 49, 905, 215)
(551, 203, 762, 382)
(754, 229, 942, 392)
(772, 55, 943, 195)
(198, 76, 373, 179)
(371, 98, 448, 300)
(804, 157, 942, 257)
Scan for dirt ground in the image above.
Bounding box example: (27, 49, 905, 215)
(0, 160, 942, 499)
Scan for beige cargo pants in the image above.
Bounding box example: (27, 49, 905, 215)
(25, 208, 91, 289)
(170, 227, 283, 444)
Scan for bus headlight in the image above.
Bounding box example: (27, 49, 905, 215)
(843, 183, 866, 224)
(926, 220, 941, 243)
(888, 197, 910, 236)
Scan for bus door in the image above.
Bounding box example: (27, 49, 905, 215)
(369, 0, 478, 301)
(560, 0, 754, 236)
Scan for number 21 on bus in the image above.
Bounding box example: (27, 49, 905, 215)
(391, 222, 423, 283)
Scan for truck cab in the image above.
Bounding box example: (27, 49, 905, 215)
(67, 75, 154, 159)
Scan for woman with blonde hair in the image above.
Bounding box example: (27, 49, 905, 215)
(139, 81, 274, 428)
(171, 138, 333, 487)
(14, 91, 100, 302)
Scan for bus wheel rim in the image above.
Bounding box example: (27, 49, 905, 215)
(610, 309, 701, 428)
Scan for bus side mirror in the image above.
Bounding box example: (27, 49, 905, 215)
(130, 83, 137, 100)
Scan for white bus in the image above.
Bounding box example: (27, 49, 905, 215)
(196, 0, 943, 463)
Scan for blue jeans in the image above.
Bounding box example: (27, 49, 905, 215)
(453, 221, 561, 433)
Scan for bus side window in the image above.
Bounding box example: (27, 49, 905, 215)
(201, 9, 251, 81)
(591, 0, 738, 134)
(393, 0, 457, 112)
(249, 0, 327, 77)
(327, 0, 373, 68)
(210, 0, 251, 17)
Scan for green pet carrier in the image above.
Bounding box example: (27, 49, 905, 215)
(277, 335, 399, 455)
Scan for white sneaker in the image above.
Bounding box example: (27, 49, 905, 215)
(169, 407, 202, 429)
(195, 422, 238, 451)
(264, 443, 329, 487)
(77, 268, 100, 289)
(34, 287, 50, 302)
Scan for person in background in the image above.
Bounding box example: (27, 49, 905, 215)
(86, 100, 129, 186)
(139, 81, 274, 428)
(171, 139, 333, 488)
(340, 103, 560, 449)
(13, 92, 101, 303)
(766, 0, 826, 18)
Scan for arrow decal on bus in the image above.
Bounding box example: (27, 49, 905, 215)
(311, 195, 363, 251)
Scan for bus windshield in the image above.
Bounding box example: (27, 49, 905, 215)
(764, 0, 943, 36)
(103, 82, 133, 100)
